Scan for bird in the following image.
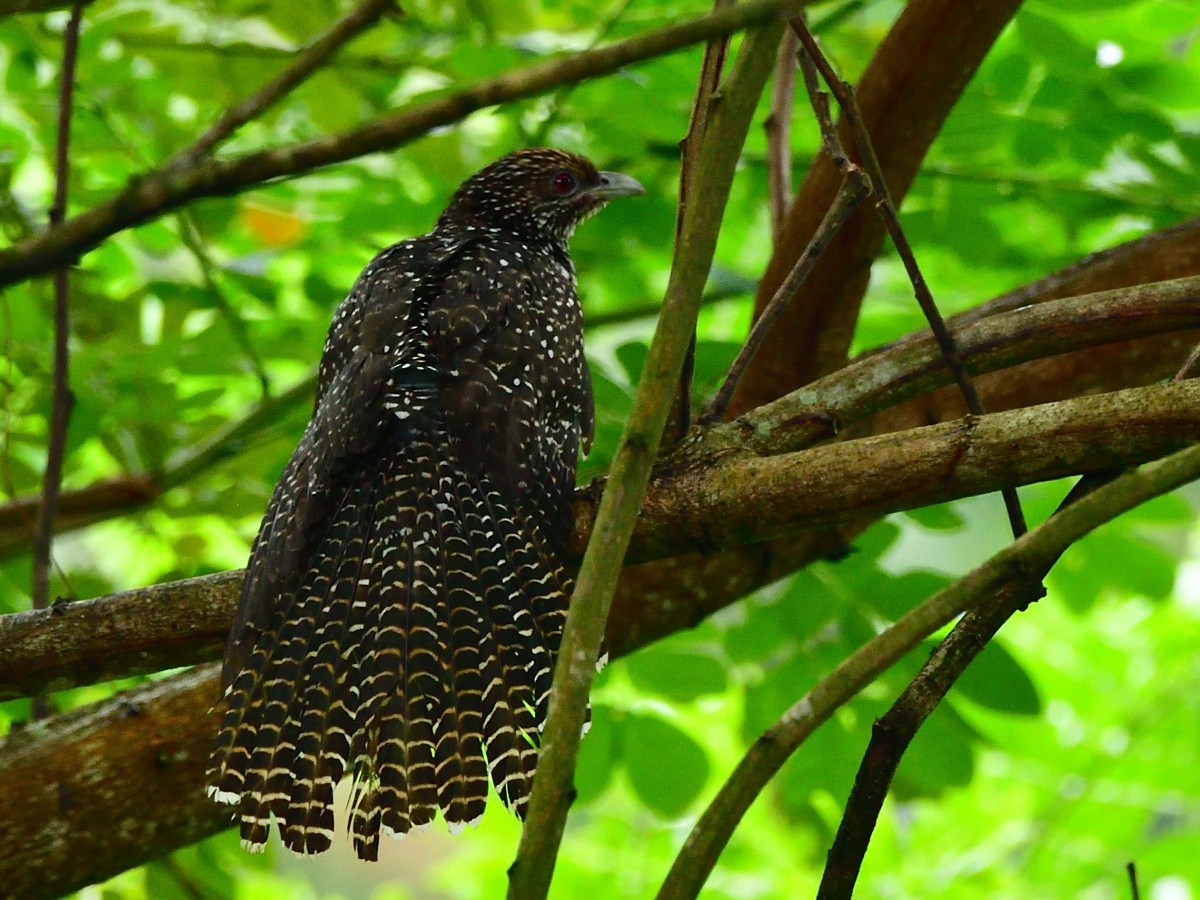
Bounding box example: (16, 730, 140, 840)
(205, 148, 644, 861)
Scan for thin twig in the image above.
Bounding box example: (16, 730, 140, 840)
(168, 0, 398, 167)
(662, 439, 1200, 900)
(702, 34, 870, 424)
(765, 27, 799, 241)
(666, 0, 734, 445)
(506, 23, 786, 900)
(702, 169, 869, 423)
(1174, 339, 1200, 381)
(0, 0, 825, 290)
(29, 3, 84, 722)
(1127, 861, 1141, 900)
(789, 16, 1027, 538)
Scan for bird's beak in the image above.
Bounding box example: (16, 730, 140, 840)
(589, 171, 645, 199)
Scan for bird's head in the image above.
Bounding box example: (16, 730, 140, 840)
(437, 148, 644, 244)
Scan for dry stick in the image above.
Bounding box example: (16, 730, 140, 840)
(506, 22, 787, 899)
(29, 3, 84, 722)
(658, 440, 1200, 900)
(168, 0, 398, 166)
(0, 0, 826, 289)
(702, 169, 869, 423)
(702, 34, 865, 425)
(766, 26, 799, 241)
(790, 16, 1028, 538)
(1127, 862, 1141, 900)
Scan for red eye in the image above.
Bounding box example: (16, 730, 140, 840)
(552, 170, 578, 195)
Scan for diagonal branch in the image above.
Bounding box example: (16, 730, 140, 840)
(658, 439, 1200, 900)
(0, 0, 825, 290)
(170, 0, 398, 166)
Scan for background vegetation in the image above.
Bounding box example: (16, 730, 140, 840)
(1, 0, 1199, 897)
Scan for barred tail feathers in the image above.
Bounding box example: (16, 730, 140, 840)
(208, 426, 573, 858)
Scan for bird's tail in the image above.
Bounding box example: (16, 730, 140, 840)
(206, 428, 572, 859)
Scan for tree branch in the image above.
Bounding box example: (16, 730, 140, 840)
(0, 666, 231, 900)
(0, 0, 823, 290)
(659, 439, 1200, 899)
(6, 375, 1200, 702)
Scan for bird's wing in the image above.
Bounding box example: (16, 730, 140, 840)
(223, 239, 445, 686)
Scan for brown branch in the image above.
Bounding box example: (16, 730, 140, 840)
(729, 0, 1024, 415)
(0, 0, 824, 290)
(6, 374, 1200, 702)
(169, 0, 398, 166)
(30, 2, 83, 721)
(0, 666, 231, 900)
(621, 212, 1200, 656)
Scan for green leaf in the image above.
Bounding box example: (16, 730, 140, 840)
(625, 645, 728, 702)
(955, 638, 1043, 715)
(574, 703, 616, 804)
(622, 712, 710, 818)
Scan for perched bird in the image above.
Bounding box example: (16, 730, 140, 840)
(206, 148, 643, 860)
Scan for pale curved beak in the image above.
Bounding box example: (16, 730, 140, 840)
(590, 171, 645, 199)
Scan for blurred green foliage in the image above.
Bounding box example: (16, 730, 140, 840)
(2, 0, 1200, 897)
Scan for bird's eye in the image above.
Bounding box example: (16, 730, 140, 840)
(551, 170, 578, 196)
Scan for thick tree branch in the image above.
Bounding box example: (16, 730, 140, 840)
(5, 376, 1200, 701)
(0, 0, 823, 289)
(605, 216, 1200, 651)
(0, 666, 231, 900)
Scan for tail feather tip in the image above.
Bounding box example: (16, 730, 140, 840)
(207, 786, 242, 805)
